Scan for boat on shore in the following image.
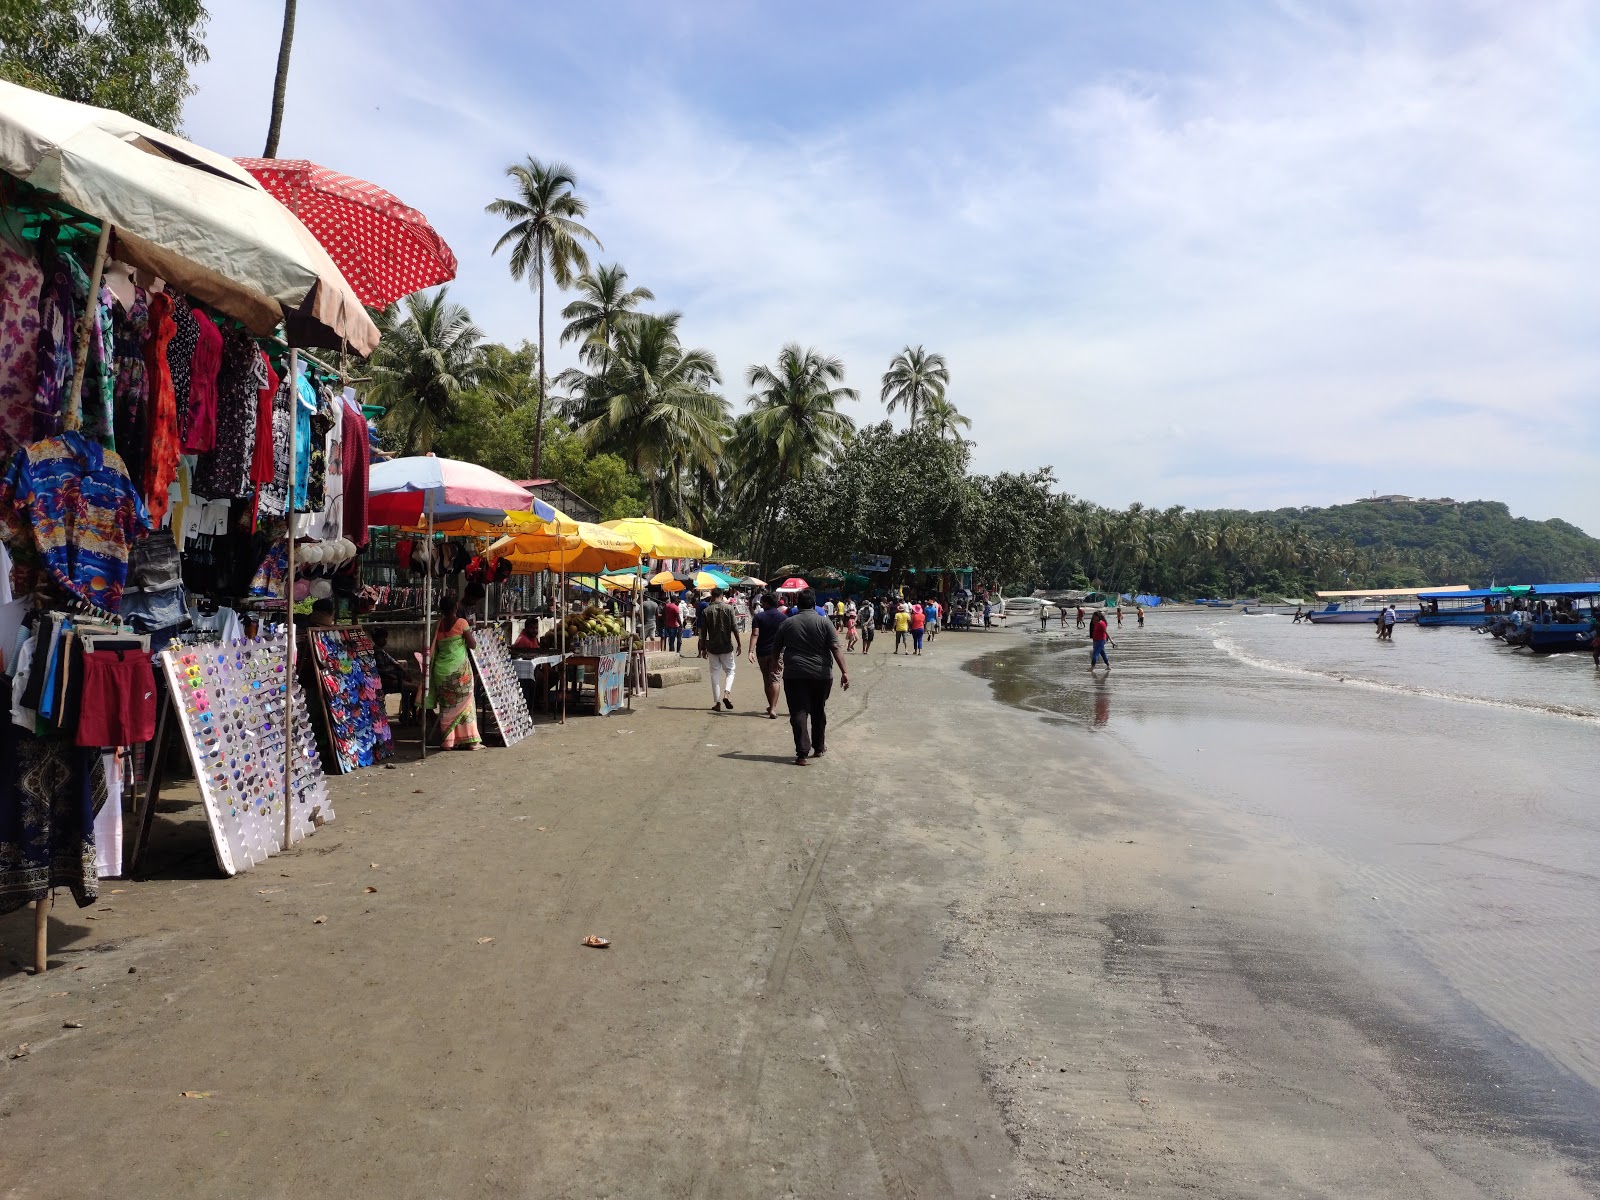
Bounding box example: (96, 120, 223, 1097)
(1416, 586, 1531, 627)
(1516, 583, 1600, 654)
(1306, 586, 1469, 625)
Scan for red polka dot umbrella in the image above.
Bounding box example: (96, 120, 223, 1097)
(234, 157, 458, 308)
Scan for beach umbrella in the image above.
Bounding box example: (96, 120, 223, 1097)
(739, 576, 768, 588)
(0, 80, 377, 353)
(600, 516, 712, 559)
(368, 455, 551, 525)
(234, 157, 458, 308)
(778, 577, 808, 591)
(691, 570, 733, 591)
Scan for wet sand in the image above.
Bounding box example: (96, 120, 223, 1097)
(0, 625, 1594, 1198)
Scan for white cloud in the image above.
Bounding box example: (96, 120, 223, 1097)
(186, 0, 1600, 526)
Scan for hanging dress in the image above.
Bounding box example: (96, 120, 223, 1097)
(180, 309, 223, 453)
(141, 290, 179, 523)
(110, 285, 150, 481)
(193, 327, 261, 498)
(165, 296, 199, 439)
(0, 236, 42, 457)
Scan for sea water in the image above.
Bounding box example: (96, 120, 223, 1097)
(981, 613, 1600, 1092)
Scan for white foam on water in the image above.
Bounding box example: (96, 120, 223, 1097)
(1210, 632, 1600, 727)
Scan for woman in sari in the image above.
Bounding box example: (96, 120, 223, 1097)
(427, 593, 481, 750)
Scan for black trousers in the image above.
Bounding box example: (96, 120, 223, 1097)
(783, 675, 833, 758)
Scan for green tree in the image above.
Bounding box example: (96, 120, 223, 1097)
(486, 158, 600, 477)
(917, 393, 971, 441)
(262, 0, 294, 156)
(367, 288, 498, 456)
(559, 262, 653, 369)
(0, 0, 210, 132)
(969, 469, 1059, 592)
(879, 345, 949, 425)
(564, 313, 727, 523)
(742, 344, 858, 483)
(769, 422, 974, 583)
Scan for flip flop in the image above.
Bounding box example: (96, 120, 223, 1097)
(582, 935, 610, 949)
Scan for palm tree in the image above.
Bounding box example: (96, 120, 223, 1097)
(880, 345, 950, 425)
(366, 288, 496, 455)
(486, 158, 601, 477)
(568, 313, 727, 518)
(263, 0, 297, 156)
(918, 394, 971, 441)
(743, 344, 859, 483)
(559, 263, 654, 369)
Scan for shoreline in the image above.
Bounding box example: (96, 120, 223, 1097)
(0, 629, 1593, 1197)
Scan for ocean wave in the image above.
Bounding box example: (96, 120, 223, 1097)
(1210, 633, 1600, 726)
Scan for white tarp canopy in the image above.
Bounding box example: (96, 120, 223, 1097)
(0, 80, 378, 355)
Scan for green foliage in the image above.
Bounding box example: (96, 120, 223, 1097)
(769, 422, 975, 580)
(368, 289, 498, 456)
(1041, 498, 1600, 598)
(967, 469, 1060, 592)
(0, 0, 209, 132)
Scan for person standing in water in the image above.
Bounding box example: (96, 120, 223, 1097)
(1136, 604, 1145, 627)
(1089, 609, 1112, 672)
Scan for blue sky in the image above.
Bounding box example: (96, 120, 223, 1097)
(186, 1, 1600, 527)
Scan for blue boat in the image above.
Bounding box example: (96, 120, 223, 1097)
(1518, 582, 1600, 653)
(1416, 585, 1531, 627)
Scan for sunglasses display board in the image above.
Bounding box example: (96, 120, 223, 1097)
(308, 627, 395, 773)
(470, 626, 534, 747)
(157, 634, 334, 876)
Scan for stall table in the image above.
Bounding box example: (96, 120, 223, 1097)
(512, 653, 565, 713)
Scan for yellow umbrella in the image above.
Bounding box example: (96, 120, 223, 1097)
(502, 505, 580, 535)
(601, 516, 712, 558)
(648, 569, 679, 588)
(492, 522, 641, 575)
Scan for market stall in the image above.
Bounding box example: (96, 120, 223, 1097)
(0, 81, 454, 971)
(488, 524, 642, 720)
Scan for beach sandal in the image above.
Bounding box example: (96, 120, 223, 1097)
(582, 935, 610, 949)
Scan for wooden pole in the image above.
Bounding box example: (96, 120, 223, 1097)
(32, 894, 50, 974)
(283, 349, 298, 851)
(64, 222, 112, 432)
(420, 493, 433, 760)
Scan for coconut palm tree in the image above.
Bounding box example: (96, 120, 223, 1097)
(743, 344, 858, 484)
(366, 288, 497, 455)
(263, 0, 297, 156)
(486, 158, 601, 476)
(880, 345, 950, 425)
(567, 313, 727, 518)
(559, 263, 654, 369)
(918, 394, 971, 441)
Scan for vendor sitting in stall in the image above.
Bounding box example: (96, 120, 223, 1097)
(511, 618, 542, 657)
(370, 628, 417, 723)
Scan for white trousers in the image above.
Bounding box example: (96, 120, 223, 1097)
(709, 651, 737, 703)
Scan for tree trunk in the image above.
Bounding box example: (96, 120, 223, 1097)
(263, 0, 297, 157)
(532, 261, 546, 478)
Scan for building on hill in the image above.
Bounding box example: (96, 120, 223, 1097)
(1356, 494, 1462, 508)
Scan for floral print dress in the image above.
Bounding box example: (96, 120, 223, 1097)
(0, 237, 42, 458)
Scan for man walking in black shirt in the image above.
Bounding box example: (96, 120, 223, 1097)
(773, 588, 851, 764)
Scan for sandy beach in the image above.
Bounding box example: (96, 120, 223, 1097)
(1, 625, 1594, 1199)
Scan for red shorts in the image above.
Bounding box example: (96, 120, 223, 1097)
(76, 650, 158, 748)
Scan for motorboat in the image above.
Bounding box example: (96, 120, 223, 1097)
(1416, 586, 1531, 627)
(1306, 586, 1469, 625)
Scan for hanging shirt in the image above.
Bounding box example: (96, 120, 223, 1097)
(341, 397, 370, 548)
(0, 237, 43, 458)
(180, 309, 223, 453)
(110, 285, 150, 479)
(141, 290, 179, 523)
(0, 430, 150, 611)
(63, 254, 116, 449)
(32, 242, 77, 442)
(292, 368, 316, 511)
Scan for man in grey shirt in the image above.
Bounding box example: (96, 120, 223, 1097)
(773, 587, 851, 764)
(640, 593, 660, 650)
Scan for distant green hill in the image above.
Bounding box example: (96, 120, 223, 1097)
(1261, 500, 1600, 586)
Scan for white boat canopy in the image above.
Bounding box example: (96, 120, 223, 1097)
(1314, 586, 1470, 598)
